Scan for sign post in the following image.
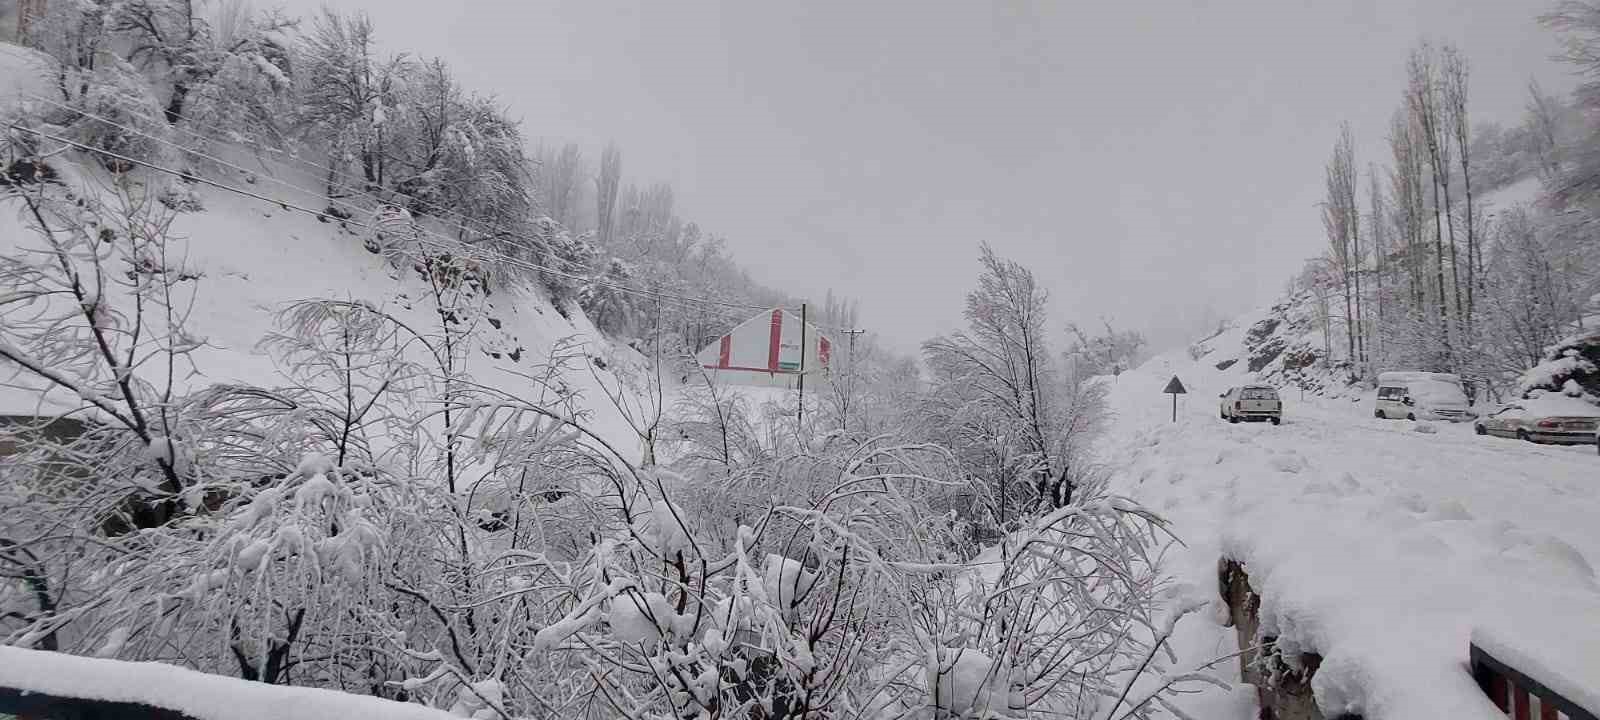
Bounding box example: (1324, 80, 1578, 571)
(1163, 375, 1188, 422)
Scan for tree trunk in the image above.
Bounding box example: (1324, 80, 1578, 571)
(1463, 175, 1477, 324)
(1432, 172, 1452, 369)
(1352, 207, 1365, 369)
(164, 83, 190, 125)
(1343, 270, 1355, 366)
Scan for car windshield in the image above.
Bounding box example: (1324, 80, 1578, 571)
(1377, 386, 1406, 400)
(1408, 379, 1468, 406)
(1241, 388, 1277, 400)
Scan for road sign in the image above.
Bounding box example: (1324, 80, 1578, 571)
(1164, 375, 1186, 421)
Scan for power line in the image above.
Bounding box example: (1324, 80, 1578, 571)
(0, 46, 784, 319)
(7, 123, 778, 315)
(12, 92, 779, 318)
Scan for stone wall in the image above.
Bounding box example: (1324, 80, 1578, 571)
(1218, 558, 1362, 720)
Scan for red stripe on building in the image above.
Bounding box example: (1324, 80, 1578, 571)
(718, 335, 732, 368)
(819, 336, 831, 367)
(1514, 686, 1530, 720)
(768, 309, 783, 372)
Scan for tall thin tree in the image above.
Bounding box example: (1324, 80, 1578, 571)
(1443, 44, 1477, 328)
(1408, 43, 1454, 368)
(596, 143, 622, 248)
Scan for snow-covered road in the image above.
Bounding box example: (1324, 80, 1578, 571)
(1102, 360, 1600, 719)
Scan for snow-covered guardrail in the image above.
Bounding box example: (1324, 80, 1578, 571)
(1471, 629, 1599, 720)
(0, 645, 454, 720)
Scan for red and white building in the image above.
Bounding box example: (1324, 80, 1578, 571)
(695, 308, 833, 389)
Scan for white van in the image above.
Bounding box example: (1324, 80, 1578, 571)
(1374, 371, 1475, 422)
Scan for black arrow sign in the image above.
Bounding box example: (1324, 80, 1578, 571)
(1164, 376, 1186, 421)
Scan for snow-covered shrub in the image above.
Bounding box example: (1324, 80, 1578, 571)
(535, 218, 596, 310)
(178, 40, 296, 153)
(1515, 330, 1600, 399)
(581, 257, 644, 337)
(156, 179, 204, 212)
(69, 62, 168, 171)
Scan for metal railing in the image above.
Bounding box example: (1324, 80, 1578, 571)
(1472, 642, 1598, 720)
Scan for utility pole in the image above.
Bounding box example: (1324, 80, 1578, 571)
(797, 303, 808, 424)
(841, 328, 866, 360)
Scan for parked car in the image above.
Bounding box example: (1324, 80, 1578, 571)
(1474, 393, 1600, 445)
(1220, 384, 1282, 424)
(1374, 371, 1475, 422)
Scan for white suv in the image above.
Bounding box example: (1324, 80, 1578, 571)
(1220, 385, 1282, 425)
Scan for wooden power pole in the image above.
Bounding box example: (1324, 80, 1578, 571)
(797, 303, 808, 424)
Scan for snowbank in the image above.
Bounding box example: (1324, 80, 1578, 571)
(0, 645, 454, 720)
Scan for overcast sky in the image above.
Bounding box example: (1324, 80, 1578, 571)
(281, 0, 1572, 353)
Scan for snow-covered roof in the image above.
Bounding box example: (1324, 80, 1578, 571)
(1511, 391, 1600, 418)
(1376, 371, 1462, 385)
(695, 308, 836, 355)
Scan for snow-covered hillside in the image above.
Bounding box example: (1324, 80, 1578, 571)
(1, 178, 653, 450)
(1181, 288, 1332, 394)
(0, 44, 652, 463)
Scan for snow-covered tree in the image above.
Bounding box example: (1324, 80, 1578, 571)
(581, 257, 644, 337)
(108, 0, 294, 126)
(922, 244, 1102, 524)
(294, 9, 408, 193)
(1065, 320, 1147, 380)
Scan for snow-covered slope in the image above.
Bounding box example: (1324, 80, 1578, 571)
(0, 46, 652, 461)
(1180, 288, 1334, 394)
(1, 176, 652, 454)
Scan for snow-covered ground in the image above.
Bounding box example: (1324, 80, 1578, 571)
(1103, 353, 1600, 719)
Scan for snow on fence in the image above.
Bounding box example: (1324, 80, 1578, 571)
(1471, 629, 1600, 720)
(0, 645, 455, 720)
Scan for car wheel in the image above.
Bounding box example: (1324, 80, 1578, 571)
(1374, 409, 1385, 419)
(1474, 424, 1487, 436)
(1517, 429, 1531, 443)
(1270, 417, 1281, 426)
(1229, 415, 1239, 424)
(1407, 413, 1416, 421)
